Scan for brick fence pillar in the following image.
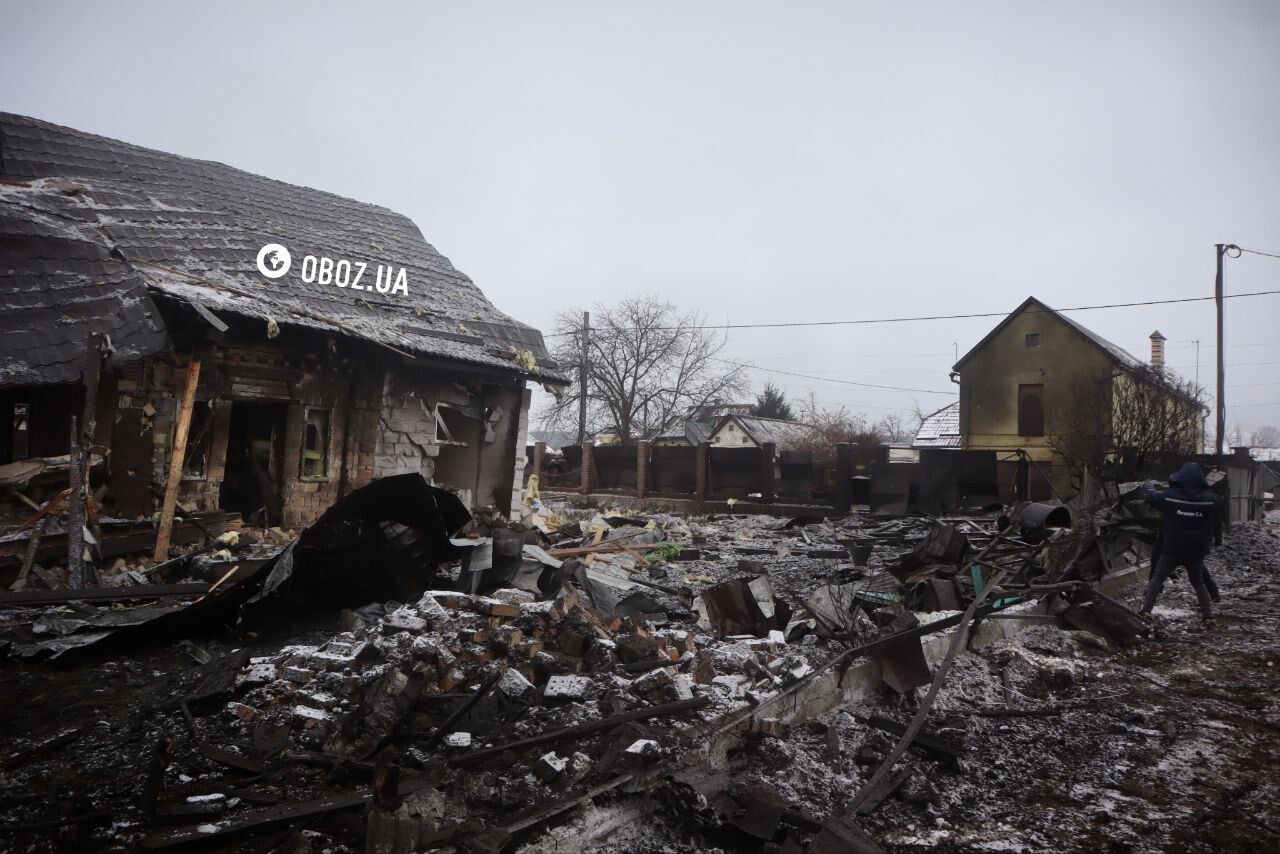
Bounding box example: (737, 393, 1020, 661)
(532, 441, 546, 480)
(579, 441, 594, 495)
(694, 441, 710, 502)
(636, 441, 651, 498)
(759, 442, 776, 502)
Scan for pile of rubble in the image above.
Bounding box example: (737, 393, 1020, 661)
(0, 474, 1189, 851)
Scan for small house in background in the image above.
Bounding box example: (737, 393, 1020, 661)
(952, 296, 1202, 494)
(912, 402, 961, 449)
(707, 415, 809, 450)
(651, 403, 753, 446)
(0, 113, 566, 531)
(652, 420, 714, 447)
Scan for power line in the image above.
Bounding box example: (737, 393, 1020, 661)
(1228, 401, 1280, 408)
(1238, 246, 1280, 260)
(543, 288, 1280, 336)
(716, 358, 957, 396)
(1168, 340, 1280, 349)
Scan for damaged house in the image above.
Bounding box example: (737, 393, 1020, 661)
(0, 113, 566, 533)
(952, 297, 1204, 494)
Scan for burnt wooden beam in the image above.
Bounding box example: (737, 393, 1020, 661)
(449, 696, 710, 768)
(141, 788, 375, 850)
(79, 333, 105, 588)
(15, 517, 47, 590)
(853, 765, 912, 816)
(864, 714, 965, 764)
(67, 416, 85, 588)
(0, 583, 207, 605)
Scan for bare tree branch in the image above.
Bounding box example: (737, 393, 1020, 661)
(538, 296, 747, 441)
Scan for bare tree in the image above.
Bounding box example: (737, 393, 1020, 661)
(539, 297, 747, 441)
(790, 394, 886, 464)
(1049, 365, 1206, 483)
(878, 412, 912, 444)
(1249, 424, 1280, 448)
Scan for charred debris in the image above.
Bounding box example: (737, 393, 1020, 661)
(0, 470, 1176, 852)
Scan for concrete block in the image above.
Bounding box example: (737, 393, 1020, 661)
(543, 675, 591, 703)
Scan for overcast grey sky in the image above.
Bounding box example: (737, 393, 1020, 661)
(5, 1, 1279, 435)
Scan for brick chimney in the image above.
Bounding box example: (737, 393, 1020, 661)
(1149, 330, 1166, 369)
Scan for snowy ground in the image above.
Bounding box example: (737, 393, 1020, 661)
(550, 521, 1280, 853)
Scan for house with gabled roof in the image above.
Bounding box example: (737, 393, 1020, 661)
(707, 414, 809, 450)
(951, 296, 1203, 493)
(0, 113, 567, 528)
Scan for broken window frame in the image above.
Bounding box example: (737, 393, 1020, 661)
(434, 404, 471, 447)
(181, 400, 214, 480)
(300, 407, 331, 480)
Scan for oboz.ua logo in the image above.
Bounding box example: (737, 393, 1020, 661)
(254, 243, 409, 296)
(256, 243, 292, 279)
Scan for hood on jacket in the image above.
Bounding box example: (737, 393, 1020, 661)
(1168, 462, 1208, 490)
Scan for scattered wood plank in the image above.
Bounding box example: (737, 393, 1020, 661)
(812, 814, 884, 853)
(198, 744, 264, 774)
(141, 789, 374, 850)
(3, 727, 81, 770)
(854, 764, 912, 815)
(14, 517, 47, 591)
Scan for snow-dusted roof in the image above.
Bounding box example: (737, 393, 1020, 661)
(0, 113, 565, 387)
(913, 401, 961, 448)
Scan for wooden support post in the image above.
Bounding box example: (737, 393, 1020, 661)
(78, 333, 105, 586)
(153, 355, 202, 563)
(67, 416, 85, 588)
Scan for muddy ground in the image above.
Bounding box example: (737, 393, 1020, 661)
(581, 521, 1280, 853)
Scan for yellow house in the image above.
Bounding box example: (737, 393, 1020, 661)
(953, 297, 1204, 492)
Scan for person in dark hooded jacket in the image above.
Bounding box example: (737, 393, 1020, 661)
(1149, 470, 1225, 603)
(1139, 462, 1218, 624)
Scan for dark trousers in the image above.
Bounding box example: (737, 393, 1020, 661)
(1150, 542, 1219, 602)
(1142, 554, 1213, 618)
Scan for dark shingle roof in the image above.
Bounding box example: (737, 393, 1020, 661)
(0, 113, 565, 385)
(0, 178, 169, 385)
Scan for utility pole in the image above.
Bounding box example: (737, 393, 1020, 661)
(577, 311, 590, 447)
(1214, 244, 1226, 459)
